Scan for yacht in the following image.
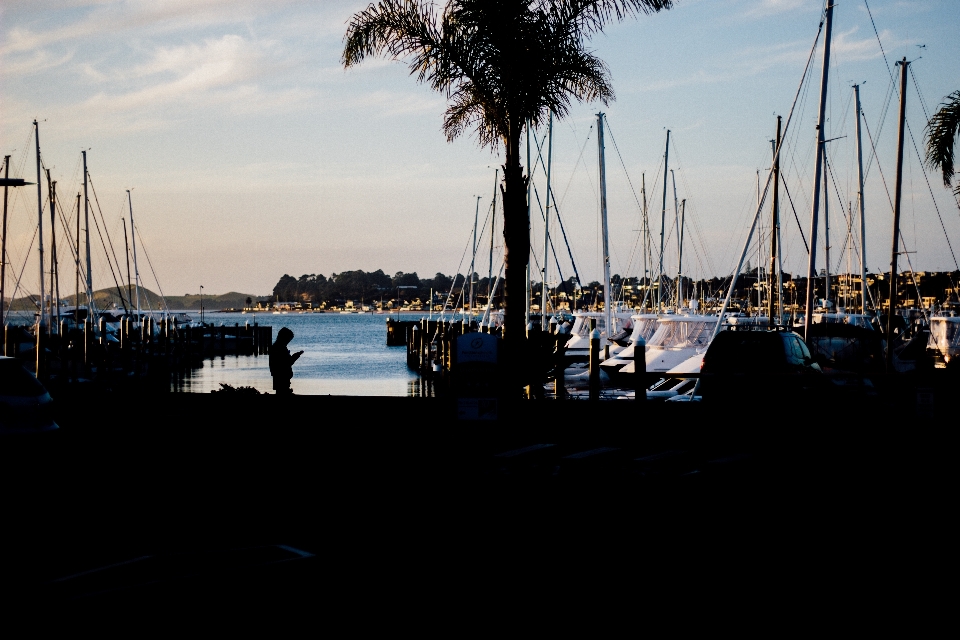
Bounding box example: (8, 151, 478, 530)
(927, 314, 960, 368)
(597, 314, 661, 383)
(560, 311, 635, 363)
(619, 314, 718, 375)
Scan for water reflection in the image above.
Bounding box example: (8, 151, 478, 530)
(172, 312, 427, 396)
(407, 376, 435, 398)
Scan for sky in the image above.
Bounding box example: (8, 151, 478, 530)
(2, 0, 959, 298)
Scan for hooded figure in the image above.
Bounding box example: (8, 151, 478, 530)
(269, 327, 303, 394)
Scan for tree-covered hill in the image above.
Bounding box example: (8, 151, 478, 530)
(6, 286, 261, 312)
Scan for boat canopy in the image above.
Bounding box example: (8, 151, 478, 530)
(569, 312, 634, 339)
(646, 316, 718, 350)
(628, 314, 660, 344)
(928, 316, 960, 356)
(812, 313, 875, 330)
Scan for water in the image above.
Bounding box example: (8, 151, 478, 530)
(172, 312, 425, 395)
(4, 309, 431, 395)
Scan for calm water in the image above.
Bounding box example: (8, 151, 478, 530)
(172, 312, 427, 396)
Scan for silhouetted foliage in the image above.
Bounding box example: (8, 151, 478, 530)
(342, 0, 674, 356)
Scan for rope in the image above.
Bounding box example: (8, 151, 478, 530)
(85, 173, 129, 312)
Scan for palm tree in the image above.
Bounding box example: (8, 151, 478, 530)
(925, 90, 960, 198)
(342, 0, 673, 384)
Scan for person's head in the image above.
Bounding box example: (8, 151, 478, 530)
(276, 327, 294, 346)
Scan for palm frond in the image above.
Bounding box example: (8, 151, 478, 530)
(925, 90, 960, 190)
(342, 1, 444, 84)
(342, 0, 666, 152)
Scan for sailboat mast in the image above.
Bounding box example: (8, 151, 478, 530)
(659, 130, 670, 313)
(127, 189, 141, 321)
(47, 170, 58, 330)
(1, 155, 10, 327)
(886, 57, 909, 370)
(769, 117, 782, 323)
(35, 121, 45, 330)
(489, 169, 497, 314)
(597, 113, 612, 337)
(641, 173, 649, 311)
(525, 119, 533, 325)
(469, 195, 480, 322)
(542, 110, 554, 329)
(846, 199, 852, 310)
(123, 217, 132, 307)
(757, 170, 762, 313)
(824, 153, 831, 310)
(803, 1, 834, 340)
(75, 192, 80, 322)
(854, 84, 868, 314)
(83, 151, 93, 314)
(671, 170, 679, 309)
(678, 199, 686, 309)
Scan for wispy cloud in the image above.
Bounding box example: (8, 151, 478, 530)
(337, 89, 446, 118)
(640, 39, 811, 92)
(744, 0, 812, 19)
(0, 48, 74, 77)
(80, 35, 269, 113)
(0, 0, 305, 56)
(832, 26, 908, 62)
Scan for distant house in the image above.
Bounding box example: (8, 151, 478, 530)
(273, 301, 310, 311)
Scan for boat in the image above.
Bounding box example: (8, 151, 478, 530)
(927, 314, 960, 368)
(560, 310, 635, 364)
(621, 313, 718, 374)
(597, 313, 661, 382)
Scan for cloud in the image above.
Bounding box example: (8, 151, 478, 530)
(0, 31, 315, 138)
(80, 35, 266, 114)
(133, 34, 262, 79)
(832, 27, 907, 62)
(0, 0, 306, 56)
(640, 39, 811, 92)
(336, 89, 446, 118)
(0, 48, 74, 77)
(744, 0, 812, 18)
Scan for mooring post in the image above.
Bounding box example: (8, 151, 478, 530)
(59, 319, 68, 365)
(589, 318, 600, 401)
(84, 319, 91, 367)
(634, 335, 646, 401)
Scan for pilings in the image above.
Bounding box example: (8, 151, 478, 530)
(402, 318, 472, 375)
(3, 319, 273, 389)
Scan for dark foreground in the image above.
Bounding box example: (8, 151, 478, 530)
(2, 381, 952, 619)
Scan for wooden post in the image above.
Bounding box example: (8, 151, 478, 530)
(589, 318, 600, 401)
(634, 335, 647, 401)
(84, 319, 91, 367)
(59, 319, 68, 366)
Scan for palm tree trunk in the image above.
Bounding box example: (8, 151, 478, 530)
(501, 126, 529, 369)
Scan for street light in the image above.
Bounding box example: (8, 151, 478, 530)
(0, 160, 35, 327)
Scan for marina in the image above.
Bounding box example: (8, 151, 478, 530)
(2, 0, 959, 609)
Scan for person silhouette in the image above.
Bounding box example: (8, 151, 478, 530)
(269, 327, 303, 395)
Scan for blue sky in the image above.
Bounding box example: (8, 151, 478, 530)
(2, 0, 959, 297)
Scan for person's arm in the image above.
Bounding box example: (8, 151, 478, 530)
(291, 350, 303, 363)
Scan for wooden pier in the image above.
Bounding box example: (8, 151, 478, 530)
(2, 320, 272, 387)
(387, 317, 492, 373)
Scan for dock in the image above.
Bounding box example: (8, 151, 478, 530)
(2, 320, 273, 388)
